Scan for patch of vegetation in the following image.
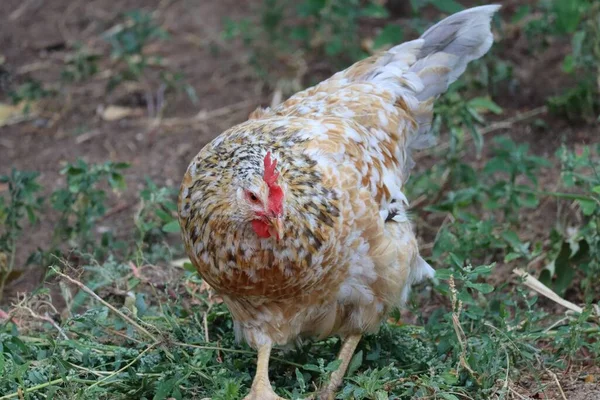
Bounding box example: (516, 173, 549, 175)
(50, 160, 129, 259)
(103, 10, 198, 106)
(1, 138, 598, 399)
(61, 46, 102, 83)
(524, 0, 600, 121)
(222, 0, 472, 91)
(8, 80, 55, 114)
(0, 170, 43, 302)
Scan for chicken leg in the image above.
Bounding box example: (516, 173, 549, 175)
(243, 342, 287, 400)
(317, 334, 362, 400)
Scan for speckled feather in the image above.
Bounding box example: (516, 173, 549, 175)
(178, 5, 500, 348)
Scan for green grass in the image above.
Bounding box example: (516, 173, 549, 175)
(1, 0, 600, 399)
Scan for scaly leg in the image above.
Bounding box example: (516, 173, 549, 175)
(318, 334, 362, 400)
(243, 342, 287, 400)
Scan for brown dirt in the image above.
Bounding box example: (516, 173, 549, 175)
(0, 0, 267, 297)
(0, 1, 597, 300)
(1, 0, 597, 300)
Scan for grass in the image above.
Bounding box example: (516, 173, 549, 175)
(1, 0, 599, 399)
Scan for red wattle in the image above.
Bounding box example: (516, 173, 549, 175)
(252, 219, 271, 238)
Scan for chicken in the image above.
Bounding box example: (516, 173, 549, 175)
(178, 5, 500, 400)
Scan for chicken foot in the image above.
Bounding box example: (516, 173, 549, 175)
(243, 342, 288, 400)
(317, 334, 362, 400)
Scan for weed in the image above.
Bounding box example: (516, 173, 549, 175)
(103, 10, 197, 105)
(133, 179, 179, 264)
(105, 10, 169, 91)
(223, 0, 397, 89)
(431, 85, 503, 157)
(61, 46, 102, 83)
(0, 170, 42, 302)
(525, 0, 600, 121)
(50, 160, 129, 259)
(538, 144, 600, 300)
(8, 80, 55, 113)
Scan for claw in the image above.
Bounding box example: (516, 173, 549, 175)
(243, 384, 288, 400)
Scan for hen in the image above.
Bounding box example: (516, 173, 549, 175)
(178, 5, 500, 400)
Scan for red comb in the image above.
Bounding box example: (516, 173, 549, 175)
(263, 152, 279, 186)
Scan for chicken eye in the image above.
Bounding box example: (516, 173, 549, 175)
(246, 191, 260, 204)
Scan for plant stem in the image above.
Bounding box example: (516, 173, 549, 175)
(52, 267, 159, 342)
(0, 378, 97, 400)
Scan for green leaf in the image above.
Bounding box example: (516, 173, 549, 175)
(504, 252, 522, 262)
(448, 253, 464, 269)
(520, 192, 540, 208)
(109, 172, 126, 190)
(579, 199, 596, 216)
(325, 359, 342, 372)
(183, 262, 196, 273)
(154, 376, 178, 400)
(156, 209, 173, 222)
(373, 24, 403, 49)
(484, 157, 507, 175)
(303, 363, 321, 372)
(553, 0, 584, 34)
(347, 350, 363, 376)
(501, 230, 522, 249)
(465, 281, 494, 294)
(562, 55, 575, 74)
(295, 368, 306, 392)
(592, 185, 600, 195)
(472, 264, 494, 276)
(552, 241, 576, 295)
(435, 269, 453, 280)
(468, 97, 503, 115)
(440, 370, 458, 384)
(135, 293, 148, 317)
(162, 220, 180, 233)
(571, 30, 586, 59)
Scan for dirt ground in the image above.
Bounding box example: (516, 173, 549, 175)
(1, 0, 598, 302)
(0, 0, 266, 294)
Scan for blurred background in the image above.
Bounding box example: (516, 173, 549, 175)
(0, 1, 598, 399)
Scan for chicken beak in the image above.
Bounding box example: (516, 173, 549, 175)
(268, 217, 284, 240)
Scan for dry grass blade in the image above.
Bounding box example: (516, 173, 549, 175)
(144, 99, 256, 129)
(545, 369, 568, 400)
(85, 343, 158, 391)
(51, 266, 159, 342)
(513, 269, 583, 314)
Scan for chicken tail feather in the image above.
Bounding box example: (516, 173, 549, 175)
(361, 5, 501, 176)
(410, 4, 501, 101)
